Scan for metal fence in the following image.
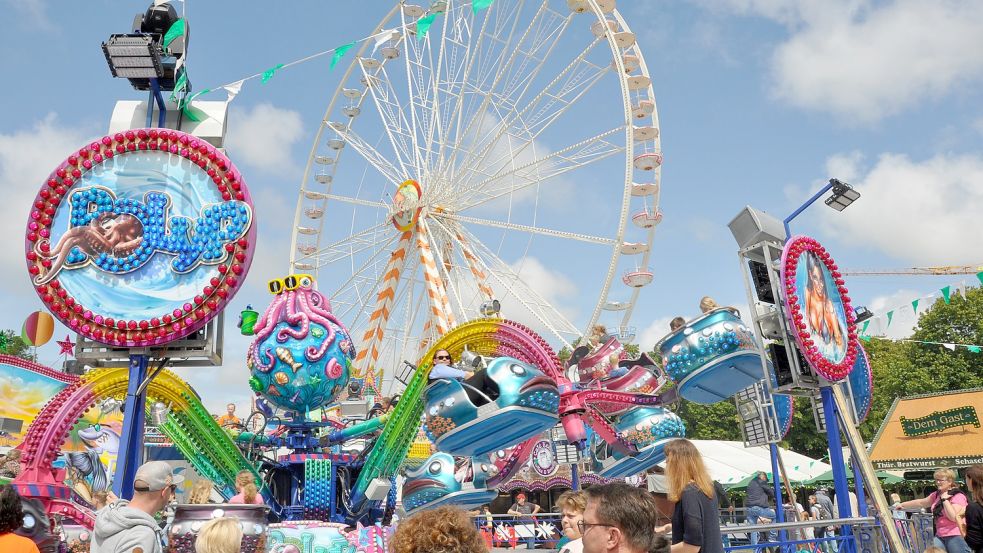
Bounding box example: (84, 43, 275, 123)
(471, 513, 565, 549)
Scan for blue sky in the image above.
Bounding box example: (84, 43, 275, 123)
(2, 0, 982, 413)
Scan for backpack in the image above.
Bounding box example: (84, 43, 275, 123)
(816, 502, 833, 521)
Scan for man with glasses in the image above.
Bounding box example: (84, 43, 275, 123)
(429, 349, 474, 381)
(581, 482, 668, 553)
(90, 461, 183, 553)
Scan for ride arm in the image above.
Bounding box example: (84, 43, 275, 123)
(322, 413, 390, 445)
(581, 409, 638, 457)
(577, 389, 674, 408)
(485, 437, 539, 488)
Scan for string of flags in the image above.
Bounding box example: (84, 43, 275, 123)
(177, 0, 497, 118)
(858, 271, 983, 336)
(858, 334, 983, 354)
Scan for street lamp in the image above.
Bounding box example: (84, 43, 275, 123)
(783, 178, 861, 237)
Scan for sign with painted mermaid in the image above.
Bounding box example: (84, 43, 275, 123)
(25, 129, 256, 347)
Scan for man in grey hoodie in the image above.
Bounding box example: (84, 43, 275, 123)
(90, 461, 183, 553)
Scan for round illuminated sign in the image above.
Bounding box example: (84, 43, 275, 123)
(391, 179, 422, 231)
(780, 236, 858, 381)
(530, 439, 558, 477)
(25, 129, 256, 347)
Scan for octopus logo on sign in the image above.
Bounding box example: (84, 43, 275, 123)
(780, 236, 858, 382)
(530, 440, 558, 478)
(25, 129, 257, 348)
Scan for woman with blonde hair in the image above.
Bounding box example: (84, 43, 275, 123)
(228, 470, 263, 505)
(187, 479, 214, 504)
(894, 468, 970, 553)
(556, 490, 588, 553)
(195, 517, 242, 553)
(664, 438, 722, 553)
(698, 297, 720, 314)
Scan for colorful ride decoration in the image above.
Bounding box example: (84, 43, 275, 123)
(592, 406, 686, 479)
(21, 311, 55, 347)
(246, 274, 356, 413)
(423, 356, 560, 457)
(843, 343, 873, 423)
(267, 520, 394, 553)
(656, 307, 765, 404)
(24, 129, 256, 347)
(11, 362, 261, 529)
(401, 452, 497, 514)
(169, 504, 270, 553)
(780, 236, 858, 382)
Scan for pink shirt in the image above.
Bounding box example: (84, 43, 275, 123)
(229, 492, 264, 505)
(930, 490, 968, 537)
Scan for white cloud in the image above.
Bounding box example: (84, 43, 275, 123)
(770, 1, 983, 123)
(226, 103, 304, 172)
(700, 1, 983, 123)
(508, 256, 577, 308)
(638, 316, 675, 350)
(824, 150, 864, 183)
(820, 151, 983, 265)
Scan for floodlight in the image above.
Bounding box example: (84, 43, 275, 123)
(102, 34, 163, 80)
(824, 179, 861, 211)
(853, 305, 874, 323)
(479, 299, 501, 316)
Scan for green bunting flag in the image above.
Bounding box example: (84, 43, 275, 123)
(163, 19, 186, 49)
(473, 0, 495, 14)
(860, 334, 871, 342)
(416, 14, 438, 39)
(942, 286, 952, 304)
(886, 310, 894, 327)
(911, 298, 920, 313)
(977, 271, 983, 285)
(169, 70, 189, 105)
(861, 320, 870, 335)
(969, 346, 982, 354)
(261, 63, 285, 84)
(180, 88, 211, 122)
(330, 41, 356, 70)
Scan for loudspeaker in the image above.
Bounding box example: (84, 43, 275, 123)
(728, 206, 787, 249)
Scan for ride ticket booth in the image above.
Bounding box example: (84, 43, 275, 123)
(868, 388, 983, 475)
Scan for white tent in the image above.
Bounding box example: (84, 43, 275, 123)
(656, 440, 831, 485)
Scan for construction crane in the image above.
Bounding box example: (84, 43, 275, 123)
(840, 265, 983, 277)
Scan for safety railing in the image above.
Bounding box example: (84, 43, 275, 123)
(721, 516, 877, 553)
(471, 513, 565, 549)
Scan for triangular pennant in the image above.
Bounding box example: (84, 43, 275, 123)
(956, 281, 967, 299)
(968, 346, 982, 354)
(371, 29, 394, 55)
(886, 310, 894, 327)
(942, 286, 951, 304)
(911, 299, 920, 314)
(181, 88, 211, 122)
(416, 14, 438, 39)
(473, 0, 495, 14)
(222, 80, 244, 106)
(861, 320, 870, 335)
(163, 19, 186, 50)
(977, 271, 983, 286)
(330, 41, 357, 70)
(860, 334, 871, 342)
(943, 343, 956, 351)
(261, 63, 285, 84)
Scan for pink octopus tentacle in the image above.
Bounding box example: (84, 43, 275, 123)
(253, 295, 287, 343)
(299, 292, 338, 362)
(276, 290, 310, 341)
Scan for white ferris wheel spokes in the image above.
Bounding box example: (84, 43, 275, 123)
(290, 0, 663, 388)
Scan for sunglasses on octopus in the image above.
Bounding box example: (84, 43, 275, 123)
(268, 274, 314, 295)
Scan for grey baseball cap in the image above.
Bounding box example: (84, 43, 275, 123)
(133, 461, 184, 492)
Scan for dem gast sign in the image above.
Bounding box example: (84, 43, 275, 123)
(900, 406, 980, 437)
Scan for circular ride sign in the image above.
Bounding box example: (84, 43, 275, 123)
(779, 236, 858, 382)
(25, 129, 257, 348)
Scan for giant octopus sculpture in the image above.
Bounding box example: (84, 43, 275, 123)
(247, 274, 355, 413)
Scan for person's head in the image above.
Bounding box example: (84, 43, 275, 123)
(933, 468, 957, 492)
(557, 490, 587, 539)
(91, 490, 109, 510)
(663, 439, 714, 502)
(188, 480, 214, 504)
(195, 517, 243, 553)
(582, 483, 661, 553)
(391, 505, 485, 553)
(226, 403, 236, 416)
(806, 253, 825, 295)
(965, 465, 983, 503)
(0, 484, 24, 535)
(481, 505, 490, 513)
(235, 470, 258, 504)
(131, 461, 184, 515)
(591, 324, 608, 340)
(516, 493, 527, 505)
(433, 349, 452, 365)
(5, 449, 21, 462)
(669, 317, 685, 332)
(889, 492, 901, 504)
(699, 296, 719, 313)
(808, 494, 817, 505)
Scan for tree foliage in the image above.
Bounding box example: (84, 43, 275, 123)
(0, 329, 36, 362)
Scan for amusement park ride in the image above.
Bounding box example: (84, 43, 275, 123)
(7, 1, 907, 552)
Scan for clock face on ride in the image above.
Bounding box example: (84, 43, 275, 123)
(25, 129, 256, 347)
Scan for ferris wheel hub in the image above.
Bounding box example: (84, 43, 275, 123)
(391, 179, 424, 231)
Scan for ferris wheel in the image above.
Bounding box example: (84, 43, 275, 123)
(289, 0, 663, 386)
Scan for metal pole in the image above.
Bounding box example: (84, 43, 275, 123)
(851, 457, 868, 517)
(113, 353, 149, 499)
(831, 385, 906, 553)
(820, 388, 851, 523)
(571, 463, 580, 491)
(783, 181, 834, 238)
(769, 443, 788, 548)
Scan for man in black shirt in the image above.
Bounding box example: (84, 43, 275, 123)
(745, 472, 777, 546)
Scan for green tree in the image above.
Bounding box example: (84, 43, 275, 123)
(675, 399, 743, 441)
(0, 329, 36, 362)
